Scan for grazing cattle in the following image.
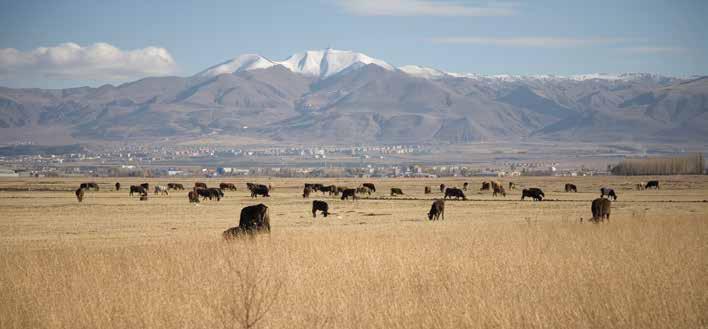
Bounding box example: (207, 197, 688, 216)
(444, 187, 466, 200)
(247, 183, 270, 198)
(600, 187, 617, 201)
(195, 182, 207, 189)
(129, 185, 147, 196)
(140, 183, 149, 191)
(187, 191, 200, 203)
(439, 184, 446, 193)
(521, 188, 544, 201)
(341, 189, 357, 200)
(635, 183, 645, 191)
(320, 185, 337, 196)
(312, 200, 329, 218)
(508, 182, 516, 190)
(75, 188, 84, 202)
(480, 182, 490, 191)
(194, 188, 220, 201)
(80, 182, 99, 191)
(492, 184, 506, 197)
(645, 180, 660, 189)
(390, 188, 404, 196)
(336, 186, 347, 195)
(115, 182, 120, 191)
(168, 183, 185, 190)
(428, 200, 445, 221)
(222, 204, 272, 239)
(305, 183, 324, 192)
(424, 186, 432, 194)
(565, 183, 577, 193)
(154, 185, 169, 196)
(363, 183, 376, 193)
(208, 187, 224, 200)
(587, 198, 611, 223)
(463, 182, 469, 191)
(303, 187, 312, 198)
(356, 186, 372, 195)
(219, 183, 237, 191)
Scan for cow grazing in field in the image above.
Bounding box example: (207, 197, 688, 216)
(247, 183, 270, 198)
(222, 204, 271, 239)
(444, 187, 466, 200)
(168, 183, 185, 190)
(645, 180, 660, 189)
(312, 200, 329, 218)
(140, 183, 149, 192)
(187, 191, 200, 203)
(424, 186, 432, 194)
(194, 182, 207, 189)
(492, 184, 506, 197)
(219, 183, 237, 191)
(75, 188, 84, 202)
(208, 187, 224, 200)
(195, 188, 221, 201)
(80, 182, 99, 191)
(305, 183, 324, 192)
(336, 186, 348, 195)
(356, 186, 372, 195)
(428, 200, 445, 221)
(635, 183, 645, 191)
(129, 185, 147, 196)
(320, 185, 337, 196)
(565, 183, 577, 193)
(154, 185, 169, 196)
(115, 182, 120, 191)
(480, 182, 490, 191)
(303, 186, 312, 198)
(463, 182, 469, 191)
(341, 189, 357, 200)
(521, 188, 544, 201)
(508, 182, 516, 190)
(587, 198, 611, 223)
(390, 188, 404, 196)
(600, 187, 617, 201)
(363, 183, 376, 193)
(439, 184, 446, 193)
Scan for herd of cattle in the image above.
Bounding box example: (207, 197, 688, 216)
(71, 179, 663, 238)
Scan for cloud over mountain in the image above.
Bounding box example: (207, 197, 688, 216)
(0, 42, 177, 82)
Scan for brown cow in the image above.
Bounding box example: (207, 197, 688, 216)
(188, 190, 200, 203)
(585, 198, 611, 223)
(480, 182, 490, 191)
(428, 200, 444, 221)
(424, 186, 432, 194)
(303, 186, 312, 198)
(75, 188, 84, 202)
(194, 182, 207, 189)
(390, 188, 404, 196)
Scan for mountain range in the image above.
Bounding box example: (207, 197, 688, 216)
(1, 48, 706, 145)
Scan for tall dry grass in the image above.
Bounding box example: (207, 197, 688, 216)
(1, 215, 706, 329)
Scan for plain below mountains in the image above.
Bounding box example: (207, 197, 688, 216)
(1, 48, 706, 145)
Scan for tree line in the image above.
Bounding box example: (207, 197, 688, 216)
(611, 153, 705, 175)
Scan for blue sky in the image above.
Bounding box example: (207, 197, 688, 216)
(1, 0, 706, 88)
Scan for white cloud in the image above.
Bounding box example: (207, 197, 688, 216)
(0, 42, 177, 82)
(430, 36, 629, 47)
(335, 0, 516, 16)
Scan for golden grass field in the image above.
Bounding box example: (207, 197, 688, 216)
(1, 176, 706, 329)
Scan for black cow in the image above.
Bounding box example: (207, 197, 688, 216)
(439, 184, 446, 193)
(463, 182, 469, 191)
(362, 183, 376, 193)
(223, 204, 271, 239)
(444, 187, 466, 200)
(424, 186, 432, 194)
(195, 188, 221, 201)
(115, 182, 120, 191)
(247, 183, 270, 198)
(565, 183, 577, 193)
(521, 188, 544, 201)
(341, 189, 357, 200)
(390, 188, 404, 196)
(303, 186, 312, 198)
(428, 200, 445, 221)
(220, 183, 237, 191)
(645, 180, 660, 189)
(320, 185, 337, 195)
(600, 187, 617, 201)
(305, 183, 324, 192)
(129, 185, 147, 196)
(80, 182, 99, 191)
(140, 183, 149, 191)
(75, 188, 84, 202)
(187, 190, 200, 203)
(356, 186, 372, 195)
(312, 200, 329, 218)
(480, 182, 490, 191)
(194, 182, 207, 189)
(587, 198, 611, 223)
(209, 187, 224, 200)
(168, 183, 185, 190)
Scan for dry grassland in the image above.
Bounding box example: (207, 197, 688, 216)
(1, 176, 706, 329)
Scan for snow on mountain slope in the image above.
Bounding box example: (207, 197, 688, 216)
(399, 65, 447, 79)
(196, 54, 277, 78)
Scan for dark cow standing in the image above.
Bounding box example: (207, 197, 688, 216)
(645, 180, 660, 189)
(220, 183, 237, 191)
(439, 184, 446, 193)
(480, 182, 490, 191)
(187, 191, 200, 203)
(492, 184, 506, 197)
(444, 187, 466, 200)
(341, 189, 357, 200)
(521, 188, 544, 201)
(305, 183, 324, 192)
(428, 200, 445, 221)
(195, 182, 207, 189)
(320, 185, 337, 196)
(390, 188, 404, 196)
(223, 204, 271, 239)
(140, 183, 149, 192)
(424, 186, 432, 194)
(247, 183, 270, 198)
(463, 182, 469, 191)
(75, 188, 85, 202)
(115, 182, 121, 191)
(209, 187, 224, 200)
(80, 182, 99, 191)
(129, 185, 147, 196)
(312, 200, 329, 218)
(587, 198, 611, 223)
(362, 183, 376, 193)
(600, 187, 617, 201)
(168, 183, 185, 190)
(303, 187, 312, 198)
(356, 186, 372, 195)
(565, 183, 577, 193)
